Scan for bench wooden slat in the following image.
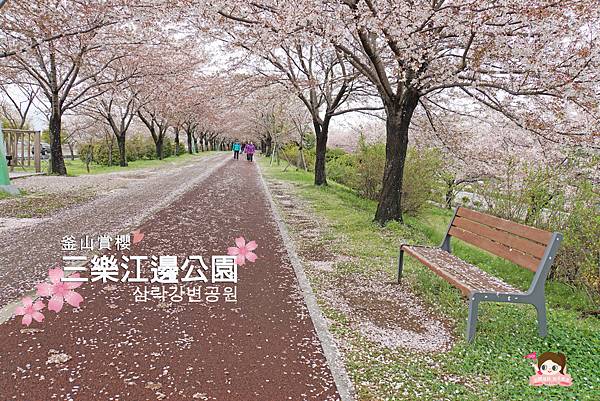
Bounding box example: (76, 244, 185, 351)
(402, 245, 520, 296)
(452, 216, 547, 259)
(449, 226, 540, 272)
(403, 246, 474, 296)
(456, 207, 552, 245)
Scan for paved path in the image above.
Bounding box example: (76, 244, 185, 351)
(0, 156, 342, 400)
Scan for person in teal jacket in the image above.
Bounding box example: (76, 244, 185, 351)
(232, 140, 241, 160)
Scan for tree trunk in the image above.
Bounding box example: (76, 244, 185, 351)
(313, 118, 329, 186)
(107, 137, 113, 166)
(68, 143, 75, 161)
(155, 137, 164, 160)
(49, 102, 67, 175)
(374, 92, 419, 225)
(445, 179, 455, 209)
(263, 136, 272, 156)
(298, 132, 307, 171)
(187, 130, 193, 154)
(117, 134, 128, 167)
(174, 127, 180, 156)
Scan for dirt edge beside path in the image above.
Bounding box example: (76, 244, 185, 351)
(257, 161, 357, 401)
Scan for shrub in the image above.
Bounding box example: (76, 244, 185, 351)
(327, 152, 356, 186)
(302, 147, 316, 171)
(281, 144, 299, 168)
(352, 139, 386, 200)
(321, 137, 442, 216)
(127, 135, 155, 161)
(478, 159, 600, 299)
(551, 180, 600, 297)
(325, 147, 347, 163)
(78, 135, 173, 165)
(162, 138, 173, 158)
(175, 140, 187, 155)
(400, 147, 443, 215)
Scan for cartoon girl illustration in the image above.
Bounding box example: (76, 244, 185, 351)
(529, 352, 573, 386)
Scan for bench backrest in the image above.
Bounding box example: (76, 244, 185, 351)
(445, 207, 554, 272)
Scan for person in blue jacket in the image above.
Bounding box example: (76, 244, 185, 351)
(232, 140, 241, 160)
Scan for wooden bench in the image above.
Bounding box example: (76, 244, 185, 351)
(398, 207, 563, 342)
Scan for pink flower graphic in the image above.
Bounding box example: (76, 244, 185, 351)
(227, 237, 258, 266)
(36, 268, 84, 312)
(14, 297, 45, 326)
(132, 229, 144, 244)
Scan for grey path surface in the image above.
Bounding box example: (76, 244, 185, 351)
(0, 153, 229, 308)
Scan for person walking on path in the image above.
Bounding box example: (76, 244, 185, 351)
(245, 141, 256, 162)
(232, 140, 241, 160)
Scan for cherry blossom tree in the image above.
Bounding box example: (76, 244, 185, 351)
(201, 9, 381, 184)
(198, 0, 600, 224)
(61, 116, 95, 161)
(0, 72, 39, 129)
(83, 84, 138, 166)
(0, 0, 178, 174)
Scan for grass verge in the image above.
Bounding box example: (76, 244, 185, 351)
(260, 158, 600, 401)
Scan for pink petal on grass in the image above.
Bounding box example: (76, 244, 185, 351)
(246, 252, 258, 263)
(36, 282, 53, 297)
(246, 241, 258, 251)
(48, 268, 64, 284)
(14, 306, 25, 316)
(235, 237, 246, 248)
(22, 315, 32, 326)
(48, 296, 64, 313)
(64, 291, 83, 308)
(227, 247, 240, 256)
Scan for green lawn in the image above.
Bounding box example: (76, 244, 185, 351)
(15, 152, 216, 177)
(260, 159, 600, 401)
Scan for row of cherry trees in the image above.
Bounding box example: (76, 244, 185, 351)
(2, 1, 599, 224)
(187, 0, 600, 224)
(0, 1, 242, 173)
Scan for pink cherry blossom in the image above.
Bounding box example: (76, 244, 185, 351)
(132, 229, 144, 244)
(36, 268, 84, 313)
(13, 297, 45, 326)
(227, 237, 258, 266)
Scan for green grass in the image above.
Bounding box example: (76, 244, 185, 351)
(16, 152, 216, 177)
(260, 158, 600, 401)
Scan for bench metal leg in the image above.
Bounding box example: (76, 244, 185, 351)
(534, 302, 547, 337)
(466, 297, 480, 343)
(397, 249, 404, 283)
